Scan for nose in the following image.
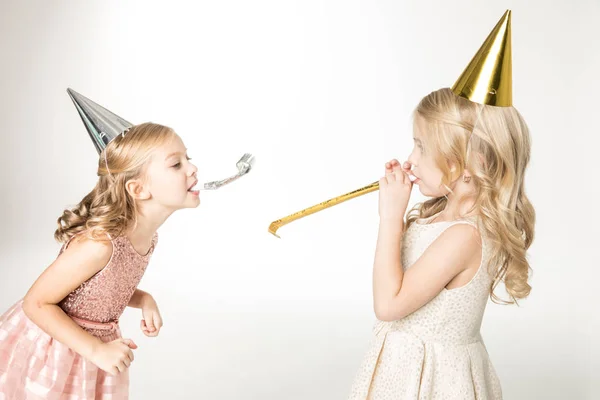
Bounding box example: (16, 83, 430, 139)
(407, 150, 417, 169)
(187, 162, 198, 177)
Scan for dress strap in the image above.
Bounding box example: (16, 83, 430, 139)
(447, 218, 478, 229)
(62, 231, 83, 252)
(61, 231, 114, 253)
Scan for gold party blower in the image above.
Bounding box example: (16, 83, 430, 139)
(268, 9, 513, 238)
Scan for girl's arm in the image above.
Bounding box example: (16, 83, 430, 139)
(128, 289, 152, 309)
(22, 236, 113, 359)
(128, 288, 163, 337)
(373, 222, 481, 321)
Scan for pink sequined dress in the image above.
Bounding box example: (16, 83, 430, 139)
(0, 232, 157, 400)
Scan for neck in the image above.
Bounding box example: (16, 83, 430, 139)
(126, 203, 173, 254)
(439, 181, 478, 221)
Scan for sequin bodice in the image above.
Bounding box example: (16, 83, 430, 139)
(58, 233, 157, 323)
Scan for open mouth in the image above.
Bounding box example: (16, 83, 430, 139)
(188, 180, 199, 194)
(409, 174, 420, 183)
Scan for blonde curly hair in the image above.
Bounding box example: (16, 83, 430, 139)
(405, 88, 535, 304)
(54, 122, 176, 243)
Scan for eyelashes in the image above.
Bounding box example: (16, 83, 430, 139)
(172, 156, 192, 169)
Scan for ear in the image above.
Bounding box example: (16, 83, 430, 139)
(463, 168, 472, 183)
(448, 163, 461, 182)
(125, 179, 151, 200)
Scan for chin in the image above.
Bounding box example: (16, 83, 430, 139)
(182, 192, 201, 209)
(188, 198, 201, 208)
(171, 199, 201, 211)
(416, 182, 444, 198)
(416, 184, 430, 196)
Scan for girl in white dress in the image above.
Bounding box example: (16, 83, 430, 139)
(349, 10, 534, 400)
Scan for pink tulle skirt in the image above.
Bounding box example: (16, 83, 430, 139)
(0, 301, 128, 400)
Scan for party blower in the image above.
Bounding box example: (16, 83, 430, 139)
(202, 153, 255, 190)
(268, 180, 380, 238)
(268, 5, 514, 238)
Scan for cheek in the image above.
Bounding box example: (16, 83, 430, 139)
(419, 161, 444, 185)
(416, 160, 430, 179)
(431, 168, 444, 184)
(148, 173, 179, 196)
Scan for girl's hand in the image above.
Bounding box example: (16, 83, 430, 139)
(140, 294, 163, 337)
(89, 338, 137, 375)
(378, 159, 413, 221)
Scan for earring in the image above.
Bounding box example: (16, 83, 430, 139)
(463, 175, 471, 183)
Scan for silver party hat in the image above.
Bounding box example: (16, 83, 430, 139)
(67, 88, 133, 154)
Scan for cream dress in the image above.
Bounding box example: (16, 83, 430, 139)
(348, 214, 502, 399)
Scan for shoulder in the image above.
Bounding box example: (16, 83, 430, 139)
(63, 233, 114, 266)
(23, 233, 114, 308)
(380, 222, 482, 321)
(428, 222, 481, 261)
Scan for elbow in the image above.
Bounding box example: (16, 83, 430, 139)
(374, 298, 409, 322)
(22, 295, 47, 320)
(374, 303, 398, 322)
(22, 296, 37, 319)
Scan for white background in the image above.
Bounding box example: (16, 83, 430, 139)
(1, 1, 598, 399)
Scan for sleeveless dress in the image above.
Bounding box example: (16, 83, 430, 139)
(348, 214, 503, 399)
(0, 232, 157, 400)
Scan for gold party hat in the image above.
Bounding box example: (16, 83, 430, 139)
(267, 10, 518, 238)
(452, 9, 512, 107)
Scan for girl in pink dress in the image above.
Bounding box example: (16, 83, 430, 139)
(0, 90, 201, 399)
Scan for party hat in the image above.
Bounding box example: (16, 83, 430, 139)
(67, 88, 134, 153)
(451, 9, 513, 107)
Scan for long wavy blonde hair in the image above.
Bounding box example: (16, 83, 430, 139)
(54, 122, 176, 243)
(405, 88, 535, 304)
